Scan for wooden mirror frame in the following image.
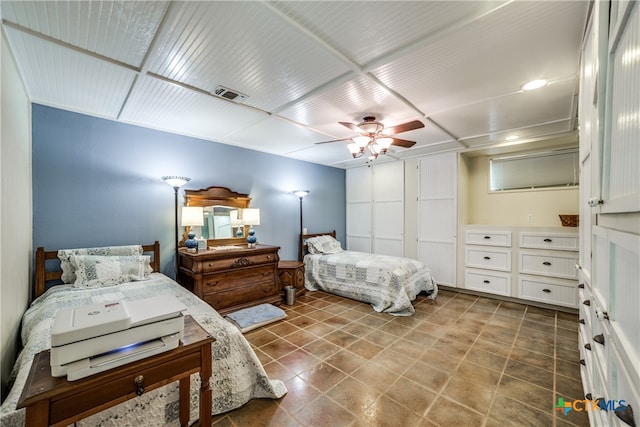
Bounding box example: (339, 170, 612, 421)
(182, 186, 251, 247)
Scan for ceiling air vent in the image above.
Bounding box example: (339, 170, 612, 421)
(212, 85, 246, 102)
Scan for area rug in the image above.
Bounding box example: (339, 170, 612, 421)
(225, 303, 287, 333)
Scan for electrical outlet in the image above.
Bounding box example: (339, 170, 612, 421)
(527, 214, 534, 222)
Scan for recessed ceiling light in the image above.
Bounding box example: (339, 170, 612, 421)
(506, 135, 520, 141)
(522, 79, 548, 91)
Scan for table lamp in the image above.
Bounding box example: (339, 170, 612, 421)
(242, 208, 260, 248)
(230, 209, 244, 237)
(181, 206, 204, 251)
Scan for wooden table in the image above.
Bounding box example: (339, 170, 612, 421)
(16, 315, 213, 427)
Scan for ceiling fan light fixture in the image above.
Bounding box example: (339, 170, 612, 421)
(353, 136, 371, 148)
(358, 116, 384, 134)
(377, 137, 393, 152)
(347, 143, 361, 158)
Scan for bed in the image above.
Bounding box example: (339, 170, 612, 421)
(0, 242, 286, 426)
(301, 232, 438, 316)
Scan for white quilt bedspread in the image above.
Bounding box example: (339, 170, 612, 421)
(0, 273, 286, 426)
(304, 251, 438, 316)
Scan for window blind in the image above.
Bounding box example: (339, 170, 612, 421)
(490, 149, 579, 191)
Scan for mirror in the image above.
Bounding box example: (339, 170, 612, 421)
(182, 186, 251, 246)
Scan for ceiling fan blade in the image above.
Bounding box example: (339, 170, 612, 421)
(384, 120, 425, 135)
(339, 121, 361, 132)
(390, 137, 416, 148)
(315, 137, 353, 145)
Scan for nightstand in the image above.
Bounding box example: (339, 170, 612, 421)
(177, 244, 281, 315)
(16, 315, 213, 427)
(277, 260, 305, 298)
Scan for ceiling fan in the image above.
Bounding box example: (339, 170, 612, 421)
(316, 116, 424, 159)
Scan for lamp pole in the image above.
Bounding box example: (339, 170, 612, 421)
(162, 176, 190, 278)
(293, 190, 309, 261)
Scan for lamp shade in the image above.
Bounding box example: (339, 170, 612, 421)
(242, 208, 260, 226)
(293, 190, 309, 199)
(181, 206, 204, 227)
(161, 176, 190, 189)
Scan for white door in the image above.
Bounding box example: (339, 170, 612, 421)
(346, 166, 371, 252)
(372, 162, 404, 257)
(417, 152, 457, 287)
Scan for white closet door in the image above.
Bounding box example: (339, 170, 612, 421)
(346, 166, 371, 252)
(372, 162, 404, 257)
(418, 152, 457, 287)
(601, 3, 640, 213)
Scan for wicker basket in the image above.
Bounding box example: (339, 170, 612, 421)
(559, 214, 579, 227)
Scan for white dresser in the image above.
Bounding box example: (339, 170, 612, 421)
(463, 226, 579, 308)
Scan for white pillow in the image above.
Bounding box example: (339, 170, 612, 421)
(70, 255, 151, 288)
(58, 245, 144, 283)
(306, 235, 343, 254)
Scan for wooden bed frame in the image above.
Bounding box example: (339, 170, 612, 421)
(299, 231, 336, 261)
(34, 241, 161, 301)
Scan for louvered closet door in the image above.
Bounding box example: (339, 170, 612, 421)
(372, 162, 404, 257)
(418, 152, 457, 287)
(346, 166, 371, 252)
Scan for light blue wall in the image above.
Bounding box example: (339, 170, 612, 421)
(32, 104, 345, 277)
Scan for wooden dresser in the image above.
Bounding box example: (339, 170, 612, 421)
(177, 244, 281, 315)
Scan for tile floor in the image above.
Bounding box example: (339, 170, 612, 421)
(211, 289, 589, 427)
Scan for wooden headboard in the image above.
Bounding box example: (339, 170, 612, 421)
(299, 231, 337, 261)
(34, 241, 161, 301)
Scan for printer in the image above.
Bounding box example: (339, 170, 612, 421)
(50, 294, 187, 381)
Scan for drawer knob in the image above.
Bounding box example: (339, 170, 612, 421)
(583, 299, 591, 306)
(578, 283, 585, 289)
(579, 359, 585, 366)
(134, 375, 145, 396)
(615, 403, 635, 427)
(543, 238, 553, 242)
(483, 256, 491, 260)
(542, 288, 551, 293)
(593, 334, 605, 346)
(208, 262, 214, 267)
(579, 319, 585, 325)
(595, 308, 610, 321)
(584, 343, 591, 351)
(542, 261, 552, 266)
(483, 280, 490, 284)
(483, 236, 491, 239)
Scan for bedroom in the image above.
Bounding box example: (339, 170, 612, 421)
(2, 1, 639, 426)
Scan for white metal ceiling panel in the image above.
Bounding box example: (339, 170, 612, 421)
(4, 27, 135, 118)
(226, 115, 330, 155)
(461, 122, 578, 149)
(372, 1, 588, 116)
(146, 1, 352, 112)
(0, 1, 168, 67)
(121, 76, 267, 143)
(268, 1, 509, 66)
(431, 78, 577, 138)
(276, 75, 420, 136)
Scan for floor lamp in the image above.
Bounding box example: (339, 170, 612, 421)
(293, 190, 309, 261)
(162, 176, 191, 277)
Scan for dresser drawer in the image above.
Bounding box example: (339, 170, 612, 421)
(465, 230, 512, 247)
(519, 251, 578, 279)
(50, 352, 201, 424)
(204, 280, 279, 311)
(465, 247, 511, 271)
(202, 265, 274, 294)
(518, 276, 577, 308)
(519, 232, 578, 251)
(465, 270, 511, 296)
(199, 252, 277, 273)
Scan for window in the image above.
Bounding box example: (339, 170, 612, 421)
(490, 148, 579, 191)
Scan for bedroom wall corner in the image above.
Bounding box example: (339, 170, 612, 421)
(1, 31, 32, 402)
